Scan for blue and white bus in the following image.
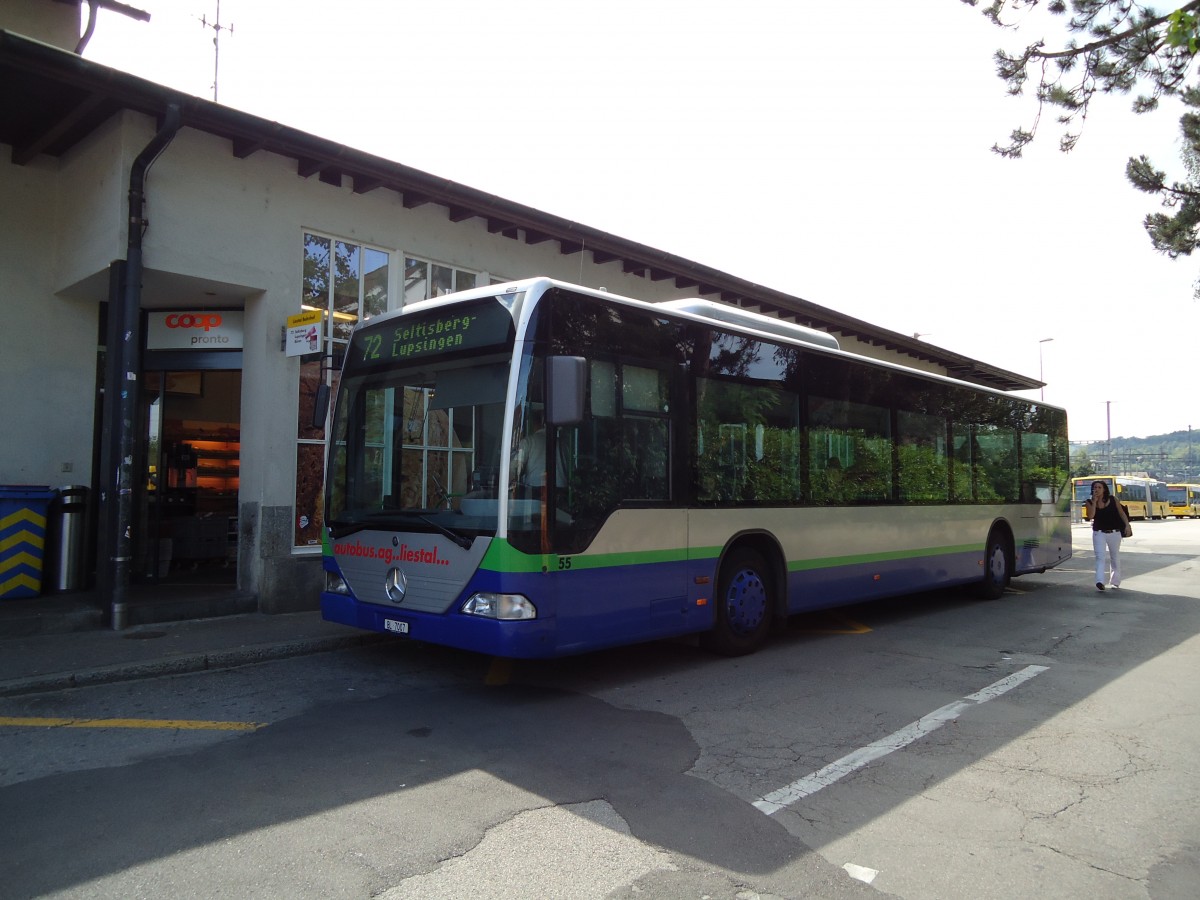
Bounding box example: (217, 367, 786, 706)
(321, 278, 1072, 658)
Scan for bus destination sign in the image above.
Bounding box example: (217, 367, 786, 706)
(352, 299, 514, 368)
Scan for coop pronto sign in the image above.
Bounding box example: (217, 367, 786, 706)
(147, 311, 244, 349)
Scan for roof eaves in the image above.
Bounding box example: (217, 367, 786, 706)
(0, 30, 1041, 394)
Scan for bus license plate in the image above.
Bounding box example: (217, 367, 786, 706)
(384, 619, 409, 635)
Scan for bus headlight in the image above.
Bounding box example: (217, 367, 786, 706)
(325, 571, 351, 595)
(461, 592, 536, 620)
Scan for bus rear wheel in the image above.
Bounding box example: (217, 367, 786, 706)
(978, 529, 1012, 600)
(702, 547, 774, 656)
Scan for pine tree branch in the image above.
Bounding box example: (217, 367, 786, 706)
(1019, 1, 1200, 63)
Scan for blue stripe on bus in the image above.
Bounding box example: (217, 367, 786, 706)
(322, 544, 990, 658)
(787, 548, 983, 609)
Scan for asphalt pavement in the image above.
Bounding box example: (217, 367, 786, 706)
(0, 520, 1142, 700)
(0, 593, 383, 698)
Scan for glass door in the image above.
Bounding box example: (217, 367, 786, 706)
(138, 370, 241, 585)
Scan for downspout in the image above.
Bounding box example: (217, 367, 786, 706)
(75, 1, 99, 54)
(108, 104, 181, 630)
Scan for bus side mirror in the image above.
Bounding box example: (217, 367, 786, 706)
(546, 356, 586, 426)
(312, 382, 331, 429)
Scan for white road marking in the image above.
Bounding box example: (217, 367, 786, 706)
(752, 665, 1049, 815)
(842, 863, 879, 884)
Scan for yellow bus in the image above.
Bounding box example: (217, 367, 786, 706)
(1167, 483, 1200, 518)
(1149, 480, 1171, 519)
(1071, 475, 1154, 520)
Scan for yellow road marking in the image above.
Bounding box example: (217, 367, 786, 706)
(485, 657, 514, 686)
(0, 716, 265, 732)
(795, 614, 873, 635)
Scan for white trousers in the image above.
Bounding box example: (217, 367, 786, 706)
(1092, 529, 1123, 587)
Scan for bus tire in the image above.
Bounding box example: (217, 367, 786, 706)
(978, 528, 1012, 600)
(702, 547, 774, 656)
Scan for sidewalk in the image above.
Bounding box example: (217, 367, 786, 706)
(0, 595, 384, 698)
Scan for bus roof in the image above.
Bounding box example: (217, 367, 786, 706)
(657, 298, 839, 350)
(368, 277, 1065, 410)
(396, 277, 839, 350)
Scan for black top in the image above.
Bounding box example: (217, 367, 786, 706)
(1092, 499, 1125, 532)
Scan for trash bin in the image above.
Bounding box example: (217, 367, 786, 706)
(0, 485, 58, 599)
(49, 485, 89, 592)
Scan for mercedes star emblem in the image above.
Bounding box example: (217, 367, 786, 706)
(384, 566, 407, 603)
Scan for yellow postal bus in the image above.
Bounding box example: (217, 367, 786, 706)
(1072, 475, 1155, 520)
(1167, 483, 1200, 518)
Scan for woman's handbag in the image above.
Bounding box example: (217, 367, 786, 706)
(1122, 522, 1133, 538)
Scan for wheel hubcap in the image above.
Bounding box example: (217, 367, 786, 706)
(725, 568, 767, 634)
(989, 546, 1005, 582)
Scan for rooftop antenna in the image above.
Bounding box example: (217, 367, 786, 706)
(199, 1, 233, 101)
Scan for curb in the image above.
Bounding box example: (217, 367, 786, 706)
(0, 633, 387, 698)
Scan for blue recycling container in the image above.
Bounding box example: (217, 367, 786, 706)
(1, 486, 58, 599)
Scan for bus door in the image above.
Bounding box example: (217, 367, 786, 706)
(527, 353, 691, 645)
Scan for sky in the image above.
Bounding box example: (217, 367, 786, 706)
(79, 0, 1200, 444)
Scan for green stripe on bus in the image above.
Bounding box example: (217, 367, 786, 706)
(481, 540, 696, 573)
(480, 541, 978, 575)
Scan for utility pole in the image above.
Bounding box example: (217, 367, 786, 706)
(1038, 338, 1054, 402)
(200, 1, 233, 102)
(1106, 401, 1112, 474)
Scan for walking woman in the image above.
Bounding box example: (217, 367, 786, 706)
(1084, 480, 1132, 590)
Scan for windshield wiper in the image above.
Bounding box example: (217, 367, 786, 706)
(328, 512, 473, 549)
(419, 515, 473, 549)
(326, 519, 369, 540)
(327, 510, 412, 540)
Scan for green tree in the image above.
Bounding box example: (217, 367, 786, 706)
(965, 1, 1200, 285)
(1071, 447, 1097, 477)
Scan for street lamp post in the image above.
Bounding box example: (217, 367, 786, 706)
(1038, 338, 1054, 401)
(1107, 400, 1113, 474)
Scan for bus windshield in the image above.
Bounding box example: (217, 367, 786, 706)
(1073, 477, 1112, 503)
(326, 356, 511, 539)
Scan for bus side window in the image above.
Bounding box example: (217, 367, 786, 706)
(557, 359, 669, 534)
(621, 364, 670, 500)
(697, 377, 800, 504)
(973, 426, 1018, 502)
(897, 410, 949, 502)
(807, 396, 893, 504)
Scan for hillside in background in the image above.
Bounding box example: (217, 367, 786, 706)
(1070, 429, 1199, 482)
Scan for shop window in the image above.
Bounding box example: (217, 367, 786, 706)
(296, 233, 391, 547)
(403, 256, 478, 303)
(295, 238, 482, 548)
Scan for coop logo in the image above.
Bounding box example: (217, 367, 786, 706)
(165, 313, 223, 331)
(147, 311, 244, 350)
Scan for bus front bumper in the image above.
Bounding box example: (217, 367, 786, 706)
(320, 592, 559, 659)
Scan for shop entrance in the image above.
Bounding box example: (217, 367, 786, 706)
(139, 370, 241, 585)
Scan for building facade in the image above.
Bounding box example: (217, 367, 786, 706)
(0, 5, 1039, 620)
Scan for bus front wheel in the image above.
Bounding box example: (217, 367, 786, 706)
(979, 529, 1012, 600)
(703, 547, 774, 656)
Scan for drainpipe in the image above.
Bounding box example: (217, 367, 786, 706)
(108, 104, 181, 631)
